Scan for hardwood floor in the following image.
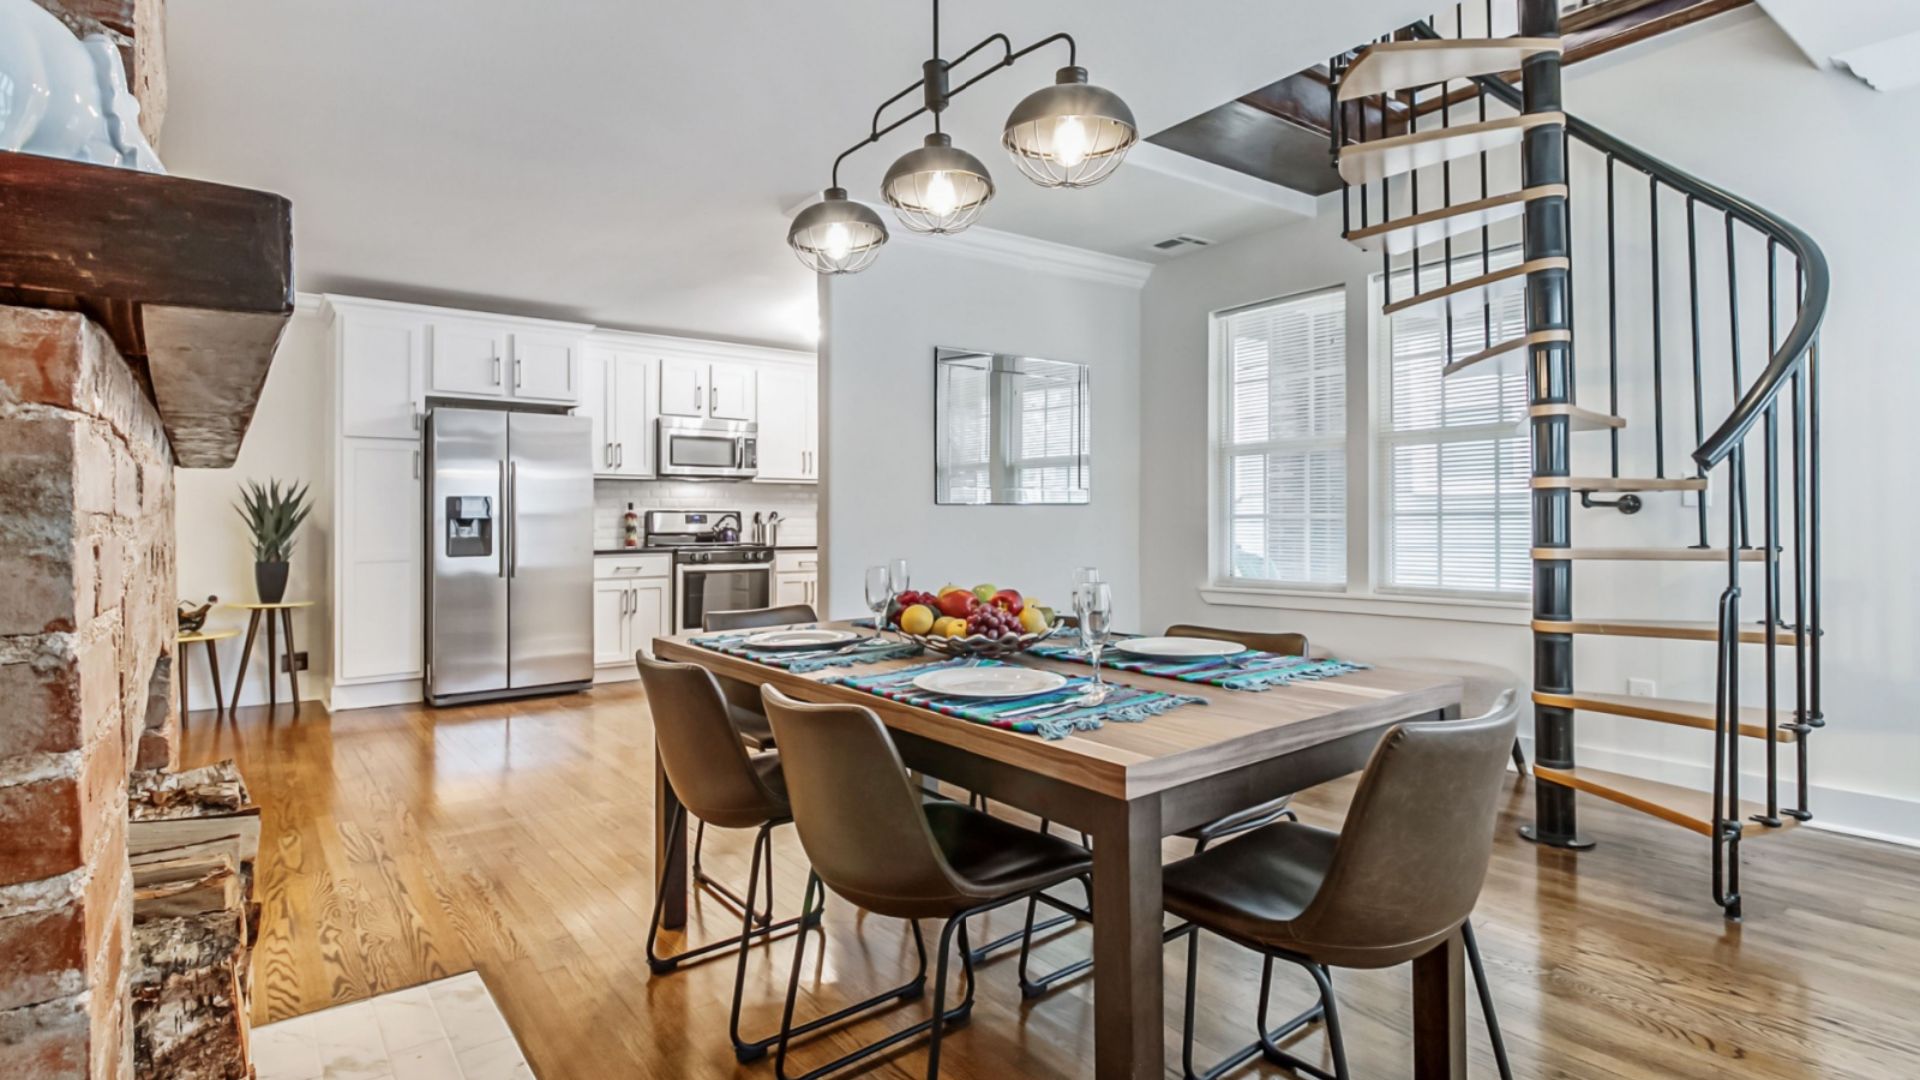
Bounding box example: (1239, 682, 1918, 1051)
(181, 684, 1920, 1079)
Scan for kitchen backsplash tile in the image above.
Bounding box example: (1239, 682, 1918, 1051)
(595, 479, 817, 550)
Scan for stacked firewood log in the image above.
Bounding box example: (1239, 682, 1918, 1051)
(127, 762, 261, 1079)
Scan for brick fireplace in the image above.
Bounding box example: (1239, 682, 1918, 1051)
(0, 308, 178, 1078)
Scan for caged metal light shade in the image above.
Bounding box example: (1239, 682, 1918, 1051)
(788, 188, 889, 274)
(880, 133, 996, 234)
(1001, 66, 1138, 189)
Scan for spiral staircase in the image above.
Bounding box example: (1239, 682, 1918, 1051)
(1328, 0, 1826, 919)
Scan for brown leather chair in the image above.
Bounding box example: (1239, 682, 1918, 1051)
(636, 656, 822, 1064)
(1165, 690, 1519, 1080)
(761, 687, 1093, 1080)
(1371, 656, 1529, 775)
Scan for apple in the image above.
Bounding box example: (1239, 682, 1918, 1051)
(971, 583, 998, 604)
(938, 583, 967, 597)
(988, 588, 1023, 615)
(937, 590, 980, 619)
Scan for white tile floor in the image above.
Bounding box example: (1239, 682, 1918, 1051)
(251, 972, 534, 1080)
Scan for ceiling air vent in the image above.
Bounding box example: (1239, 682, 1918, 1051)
(1149, 234, 1214, 254)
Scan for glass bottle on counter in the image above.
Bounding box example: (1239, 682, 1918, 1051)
(623, 503, 640, 549)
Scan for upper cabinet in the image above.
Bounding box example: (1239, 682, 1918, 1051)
(658, 355, 757, 422)
(428, 318, 511, 398)
(581, 343, 655, 478)
(755, 364, 818, 483)
(510, 330, 580, 403)
(337, 308, 425, 439)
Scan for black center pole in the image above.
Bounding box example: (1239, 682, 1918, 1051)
(1516, 0, 1593, 850)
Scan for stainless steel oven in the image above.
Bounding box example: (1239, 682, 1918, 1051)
(658, 417, 758, 480)
(673, 550, 774, 631)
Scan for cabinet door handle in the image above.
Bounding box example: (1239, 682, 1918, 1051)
(515, 357, 524, 390)
(693, 383, 702, 411)
(710, 386, 718, 414)
(617, 442, 624, 469)
(413, 449, 420, 479)
(493, 352, 502, 385)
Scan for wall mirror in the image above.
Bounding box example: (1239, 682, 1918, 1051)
(934, 348, 1090, 505)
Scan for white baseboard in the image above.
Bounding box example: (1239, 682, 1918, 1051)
(328, 678, 423, 712)
(1518, 736, 1920, 849)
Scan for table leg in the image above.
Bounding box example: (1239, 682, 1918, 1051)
(178, 642, 190, 722)
(266, 613, 278, 710)
(1412, 928, 1468, 1079)
(1088, 795, 1163, 1080)
(205, 640, 225, 715)
(282, 609, 301, 714)
(230, 612, 260, 717)
(654, 749, 688, 929)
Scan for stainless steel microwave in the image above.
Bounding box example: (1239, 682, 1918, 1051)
(657, 417, 758, 480)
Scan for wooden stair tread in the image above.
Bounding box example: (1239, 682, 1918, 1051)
(1338, 38, 1565, 101)
(1444, 330, 1569, 376)
(1531, 618, 1804, 645)
(1534, 691, 1795, 742)
(1345, 185, 1564, 255)
(1530, 546, 1767, 562)
(1382, 257, 1567, 318)
(1529, 403, 1625, 431)
(1534, 765, 1800, 838)
(1532, 475, 1706, 492)
(1338, 113, 1565, 186)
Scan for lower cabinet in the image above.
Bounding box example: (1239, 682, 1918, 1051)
(594, 555, 671, 682)
(332, 438, 424, 709)
(773, 550, 819, 614)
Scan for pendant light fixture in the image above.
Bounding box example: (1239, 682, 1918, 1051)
(788, 0, 1135, 273)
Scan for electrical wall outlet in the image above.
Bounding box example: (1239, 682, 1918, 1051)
(281, 651, 309, 673)
(1626, 677, 1656, 698)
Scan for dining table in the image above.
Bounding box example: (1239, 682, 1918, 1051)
(651, 622, 1468, 1079)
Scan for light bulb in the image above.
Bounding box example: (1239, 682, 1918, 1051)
(1053, 115, 1090, 168)
(924, 171, 959, 217)
(823, 222, 852, 260)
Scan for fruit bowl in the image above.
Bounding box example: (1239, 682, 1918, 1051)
(896, 627, 1057, 660)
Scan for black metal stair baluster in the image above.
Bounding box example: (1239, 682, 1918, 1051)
(1649, 177, 1666, 478)
(1756, 239, 1781, 827)
(1727, 214, 1751, 548)
(1334, 55, 1350, 236)
(1605, 153, 1620, 476)
(1410, 89, 1423, 305)
(1442, 74, 1455, 374)
(1563, 122, 1576, 405)
(1687, 196, 1709, 547)
(1787, 268, 1813, 820)
(1478, 48, 1492, 361)
(1808, 329, 1823, 727)
(1381, 87, 1394, 310)
(1725, 446, 1744, 918)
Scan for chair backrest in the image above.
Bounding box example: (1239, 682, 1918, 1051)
(760, 687, 965, 914)
(634, 656, 784, 827)
(704, 604, 819, 633)
(1165, 623, 1308, 658)
(1288, 690, 1518, 959)
(1368, 657, 1518, 719)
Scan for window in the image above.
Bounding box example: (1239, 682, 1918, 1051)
(1009, 359, 1091, 504)
(1214, 287, 1347, 587)
(1378, 249, 1531, 597)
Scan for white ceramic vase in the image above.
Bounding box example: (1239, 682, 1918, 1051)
(0, 0, 162, 172)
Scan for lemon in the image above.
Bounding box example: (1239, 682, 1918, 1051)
(900, 604, 936, 636)
(1018, 606, 1048, 635)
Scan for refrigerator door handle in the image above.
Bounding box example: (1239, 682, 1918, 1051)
(497, 460, 509, 578)
(507, 461, 519, 578)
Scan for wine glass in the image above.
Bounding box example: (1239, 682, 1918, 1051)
(864, 565, 894, 639)
(890, 558, 911, 596)
(1074, 581, 1113, 701)
(1074, 566, 1103, 588)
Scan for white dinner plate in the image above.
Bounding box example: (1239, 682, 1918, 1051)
(741, 628, 861, 651)
(912, 667, 1068, 700)
(1111, 636, 1247, 660)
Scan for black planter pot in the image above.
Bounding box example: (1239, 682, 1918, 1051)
(255, 561, 290, 604)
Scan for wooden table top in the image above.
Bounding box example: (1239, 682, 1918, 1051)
(176, 627, 240, 644)
(225, 600, 315, 610)
(653, 622, 1463, 800)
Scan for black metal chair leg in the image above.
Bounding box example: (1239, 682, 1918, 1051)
(925, 916, 979, 1079)
(646, 807, 813, 977)
(1510, 739, 1530, 777)
(1463, 920, 1515, 1080)
(692, 817, 773, 927)
(1180, 930, 1329, 1080)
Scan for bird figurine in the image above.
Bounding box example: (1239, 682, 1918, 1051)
(177, 596, 217, 634)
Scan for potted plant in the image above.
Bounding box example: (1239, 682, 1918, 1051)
(236, 479, 311, 604)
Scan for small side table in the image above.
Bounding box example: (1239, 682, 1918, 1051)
(228, 601, 316, 715)
(175, 627, 239, 719)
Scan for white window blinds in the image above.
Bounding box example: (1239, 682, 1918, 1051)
(1215, 287, 1347, 587)
(1380, 249, 1531, 596)
(937, 358, 992, 505)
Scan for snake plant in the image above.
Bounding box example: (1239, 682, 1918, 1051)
(236, 479, 312, 563)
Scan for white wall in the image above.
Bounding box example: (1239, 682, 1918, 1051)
(820, 236, 1144, 629)
(174, 307, 333, 710)
(1140, 10, 1920, 843)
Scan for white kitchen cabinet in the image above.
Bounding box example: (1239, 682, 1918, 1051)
(593, 555, 672, 682)
(657, 356, 757, 422)
(335, 438, 423, 686)
(774, 550, 819, 613)
(428, 318, 509, 398)
(581, 347, 655, 477)
(338, 308, 425, 439)
(510, 330, 579, 403)
(755, 364, 817, 483)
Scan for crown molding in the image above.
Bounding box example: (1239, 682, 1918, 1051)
(888, 224, 1155, 288)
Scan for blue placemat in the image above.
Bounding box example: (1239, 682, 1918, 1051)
(824, 658, 1206, 740)
(691, 630, 924, 673)
(1027, 638, 1367, 691)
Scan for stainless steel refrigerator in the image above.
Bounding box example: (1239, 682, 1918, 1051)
(425, 407, 594, 705)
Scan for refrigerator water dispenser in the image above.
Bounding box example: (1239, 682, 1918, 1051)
(445, 496, 494, 557)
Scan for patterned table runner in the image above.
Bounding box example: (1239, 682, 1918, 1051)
(691, 631, 924, 673)
(1026, 638, 1366, 691)
(824, 659, 1206, 740)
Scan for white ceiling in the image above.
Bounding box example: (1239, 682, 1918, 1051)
(162, 1, 1427, 349)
